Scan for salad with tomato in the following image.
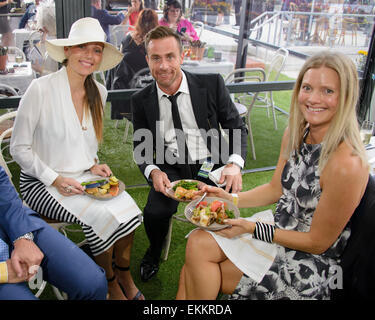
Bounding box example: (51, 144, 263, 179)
(191, 200, 235, 227)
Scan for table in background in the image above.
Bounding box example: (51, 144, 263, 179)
(181, 59, 234, 77)
(0, 62, 35, 95)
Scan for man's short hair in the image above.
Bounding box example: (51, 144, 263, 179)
(145, 25, 182, 54)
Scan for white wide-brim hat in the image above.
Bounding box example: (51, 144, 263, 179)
(46, 17, 123, 72)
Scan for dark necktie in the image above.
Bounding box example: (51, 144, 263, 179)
(167, 92, 192, 167)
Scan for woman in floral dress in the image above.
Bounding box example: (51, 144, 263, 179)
(176, 51, 370, 300)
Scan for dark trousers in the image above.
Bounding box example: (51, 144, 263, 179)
(143, 162, 221, 263)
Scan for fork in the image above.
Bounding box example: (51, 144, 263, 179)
(186, 192, 207, 216)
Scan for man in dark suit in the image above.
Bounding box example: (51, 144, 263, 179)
(0, 166, 107, 299)
(131, 26, 248, 281)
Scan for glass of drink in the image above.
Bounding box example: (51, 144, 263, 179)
(15, 54, 23, 63)
(360, 120, 374, 145)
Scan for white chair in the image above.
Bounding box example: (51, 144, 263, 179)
(0, 111, 86, 300)
(94, 70, 106, 85)
(7, 46, 26, 62)
(110, 24, 129, 50)
(0, 83, 19, 97)
(26, 30, 42, 50)
(253, 48, 289, 130)
(193, 21, 204, 39)
(224, 68, 266, 160)
(163, 212, 190, 261)
(0, 111, 17, 178)
(0, 85, 19, 142)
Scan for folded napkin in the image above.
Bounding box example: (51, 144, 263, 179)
(208, 165, 226, 187)
(46, 172, 142, 242)
(199, 209, 277, 284)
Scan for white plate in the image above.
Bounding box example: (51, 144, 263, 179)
(184, 196, 240, 231)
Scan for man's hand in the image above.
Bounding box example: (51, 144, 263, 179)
(150, 169, 171, 197)
(219, 163, 243, 193)
(11, 239, 44, 279)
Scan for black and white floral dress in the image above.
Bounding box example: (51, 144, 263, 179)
(229, 141, 351, 300)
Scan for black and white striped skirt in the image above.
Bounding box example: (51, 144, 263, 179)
(19, 171, 142, 256)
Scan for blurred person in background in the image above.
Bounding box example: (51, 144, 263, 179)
(108, 8, 158, 121)
(27, 0, 58, 77)
(122, 0, 144, 31)
(0, 0, 15, 46)
(144, 0, 157, 10)
(19, 0, 40, 29)
(91, 0, 127, 43)
(159, 0, 199, 42)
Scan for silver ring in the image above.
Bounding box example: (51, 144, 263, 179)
(65, 186, 72, 193)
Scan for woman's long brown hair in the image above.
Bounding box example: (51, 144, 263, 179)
(84, 74, 103, 142)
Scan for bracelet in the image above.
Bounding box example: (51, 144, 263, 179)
(0, 261, 8, 283)
(253, 222, 275, 243)
(231, 193, 239, 206)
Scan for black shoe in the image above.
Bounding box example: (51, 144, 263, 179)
(140, 248, 159, 282)
(140, 259, 159, 282)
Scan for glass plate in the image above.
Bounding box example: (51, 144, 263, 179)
(84, 180, 125, 201)
(166, 179, 205, 202)
(184, 197, 240, 231)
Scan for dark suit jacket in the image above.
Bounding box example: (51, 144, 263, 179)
(131, 71, 248, 177)
(0, 166, 43, 248)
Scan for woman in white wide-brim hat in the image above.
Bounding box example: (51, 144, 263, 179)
(10, 17, 145, 300)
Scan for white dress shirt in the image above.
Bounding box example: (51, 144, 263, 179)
(10, 67, 107, 186)
(145, 71, 244, 179)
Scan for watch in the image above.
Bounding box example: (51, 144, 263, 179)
(14, 232, 34, 243)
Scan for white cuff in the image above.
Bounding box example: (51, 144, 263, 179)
(227, 154, 244, 169)
(39, 167, 59, 187)
(144, 165, 160, 180)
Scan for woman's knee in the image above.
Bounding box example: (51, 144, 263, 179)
(185, 230, 216, 260)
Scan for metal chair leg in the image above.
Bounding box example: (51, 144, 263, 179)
(269, 91, 278, 130)
(246, 112, 256, 160)
(123, 118, 131, 143)
(162, 218, 173, 261)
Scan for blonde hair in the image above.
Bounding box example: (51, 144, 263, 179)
(286, 51, 368, 173)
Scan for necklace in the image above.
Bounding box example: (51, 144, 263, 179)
(81, 106, 87, 131)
